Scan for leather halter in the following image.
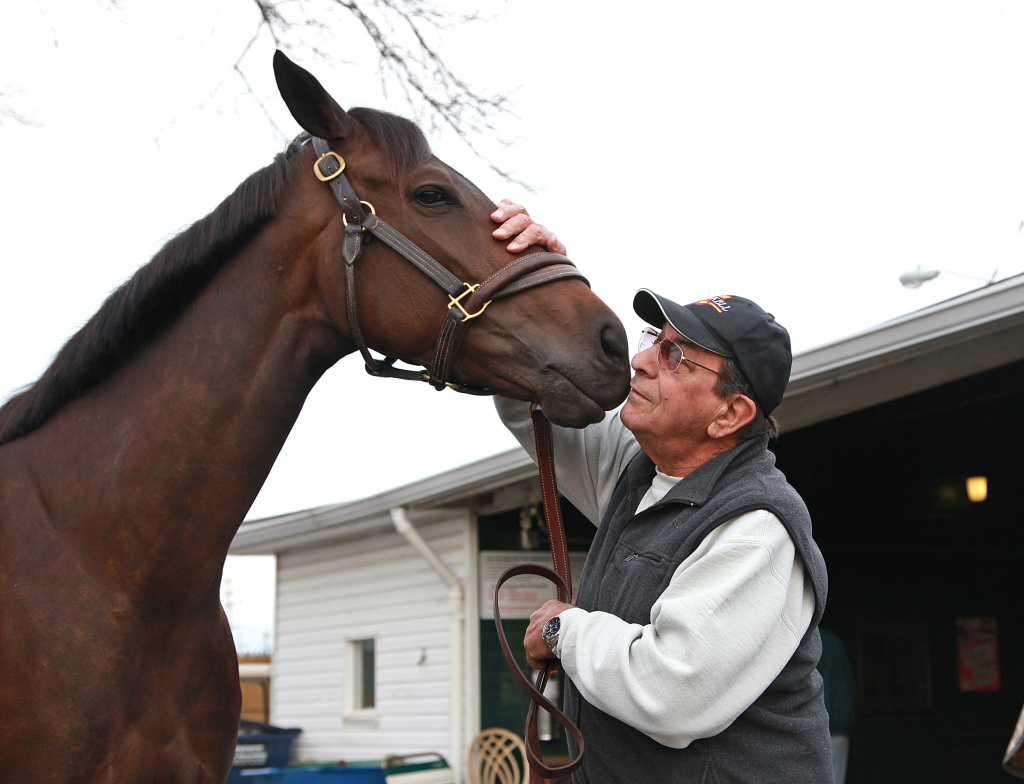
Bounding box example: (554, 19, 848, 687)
(309, 136, 588, 394)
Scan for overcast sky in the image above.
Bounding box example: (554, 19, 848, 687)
(5, 1, 1024, 650)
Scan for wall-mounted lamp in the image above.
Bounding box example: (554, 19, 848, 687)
(520, 504, 541, 550)
(966, 476, 988, 503)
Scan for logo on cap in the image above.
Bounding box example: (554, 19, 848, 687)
(693, 295, 734, 313)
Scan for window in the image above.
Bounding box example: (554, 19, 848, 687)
(346, 637, 376, 717)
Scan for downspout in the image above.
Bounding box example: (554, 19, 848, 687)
(391, 507, 465, 784)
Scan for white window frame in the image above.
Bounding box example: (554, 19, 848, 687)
(343, 635, 378, 725)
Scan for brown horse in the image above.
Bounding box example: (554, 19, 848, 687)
(0, 52, 628, 783)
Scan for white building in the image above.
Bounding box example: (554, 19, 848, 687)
(231, 274, 1024, 784)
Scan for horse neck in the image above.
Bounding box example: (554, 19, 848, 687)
(18, 213, 349, 591)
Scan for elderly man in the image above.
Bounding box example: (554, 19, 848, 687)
(490, 204, 832, 783)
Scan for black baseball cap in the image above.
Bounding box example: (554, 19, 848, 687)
(633, 289, 792, 415)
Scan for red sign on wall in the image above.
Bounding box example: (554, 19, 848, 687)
(956, 617, 1001, 692)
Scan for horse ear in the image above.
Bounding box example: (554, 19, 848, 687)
(273, 50, 359, 142)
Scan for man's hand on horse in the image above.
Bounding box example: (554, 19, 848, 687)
(491, 199, 567, 255)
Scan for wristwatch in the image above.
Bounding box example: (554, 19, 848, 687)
(541, 615, 561, 650)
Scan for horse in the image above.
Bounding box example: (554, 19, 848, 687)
(0, 51, 629, 784)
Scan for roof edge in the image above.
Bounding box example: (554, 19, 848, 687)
(232, 447, 535, 553)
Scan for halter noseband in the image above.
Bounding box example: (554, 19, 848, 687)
(309, 136, 588, 394)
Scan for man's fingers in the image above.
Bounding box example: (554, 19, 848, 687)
(505, 222, 562, 253)
(543, 234, 567, 255)
(490, 199, 528, 227)
(490, 200, 566, 254)
(492, 212, 532, 239)
(504, 221, 545, 249)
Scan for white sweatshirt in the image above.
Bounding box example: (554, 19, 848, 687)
(495, 398, 816, 749)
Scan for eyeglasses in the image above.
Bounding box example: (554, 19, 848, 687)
(637, 327, 721, 375)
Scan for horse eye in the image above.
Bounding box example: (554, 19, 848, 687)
(414, 187, 452, 206)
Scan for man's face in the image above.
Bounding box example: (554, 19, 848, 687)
(620, 323, 727, 453)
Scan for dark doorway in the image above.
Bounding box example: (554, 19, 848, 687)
(775, 359, 1024, 782)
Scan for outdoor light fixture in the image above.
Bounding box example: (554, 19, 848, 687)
(899, 268, 941, 288)
(966, 476, 988, 503)
(899, 267, 998, 289)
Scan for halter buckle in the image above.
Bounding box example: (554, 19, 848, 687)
(314, 151, 346, 182)
(420, 371, 464, 391)
(449, 283, 492, 321)
(341, 201, 376, 228)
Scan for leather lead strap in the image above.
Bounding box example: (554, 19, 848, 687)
(533, 409, 570, 592)
(493, 409, 584, 783)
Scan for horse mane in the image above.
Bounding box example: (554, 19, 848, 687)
(0, 108, 432, 446)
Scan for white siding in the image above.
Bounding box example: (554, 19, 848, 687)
(270, 512, 472, 765)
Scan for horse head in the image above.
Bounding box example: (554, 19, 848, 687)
(273, 51, 630, 427)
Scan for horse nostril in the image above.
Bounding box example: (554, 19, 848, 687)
(599, 319, 629, 364)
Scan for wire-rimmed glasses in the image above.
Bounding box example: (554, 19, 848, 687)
(637, 327, 721, 375)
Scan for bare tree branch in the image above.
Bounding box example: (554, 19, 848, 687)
(10, 0, 526, 184)
(242, 0, 527, 186)
(0, 99, 41, 127)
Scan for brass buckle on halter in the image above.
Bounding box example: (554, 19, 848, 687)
(314, 151, 346, 182)
(449, 283, 492, 321)
(341, 201, 376, 227)
(420, 371, 464, 390)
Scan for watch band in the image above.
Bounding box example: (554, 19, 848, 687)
(542, 615, 561, 650)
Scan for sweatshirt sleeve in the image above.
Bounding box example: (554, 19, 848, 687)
(494, 397, 640, 525)
(553, 509, 816, 749)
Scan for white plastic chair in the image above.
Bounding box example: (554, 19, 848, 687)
(466, 727, 528, 784)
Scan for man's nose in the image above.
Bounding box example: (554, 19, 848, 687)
(633, 343, 658, 374)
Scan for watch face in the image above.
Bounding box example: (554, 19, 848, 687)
(542, 616, 561, 649)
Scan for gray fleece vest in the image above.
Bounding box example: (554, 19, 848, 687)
(564, 435, 832, 784)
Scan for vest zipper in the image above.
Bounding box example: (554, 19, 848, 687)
(624, 552, 663, 564)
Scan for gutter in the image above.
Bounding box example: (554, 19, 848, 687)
(390, 507, 465, 784)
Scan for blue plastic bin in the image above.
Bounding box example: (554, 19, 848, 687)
(226, 719, 303, 783)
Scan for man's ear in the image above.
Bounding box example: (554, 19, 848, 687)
(708, 394, 757, 440)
